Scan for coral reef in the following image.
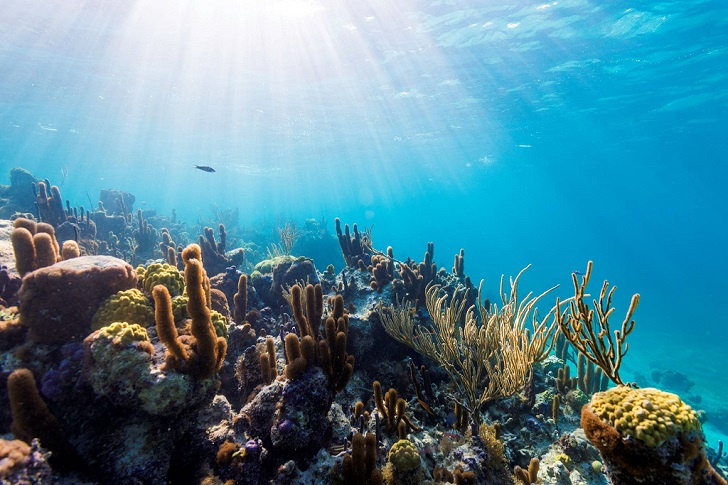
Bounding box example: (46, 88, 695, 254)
(0, 191, 725, 485)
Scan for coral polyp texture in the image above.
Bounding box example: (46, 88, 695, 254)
(136, 262, 184, 296)
(582, 386, 725, 484)
(91, 288, 154, 330)
(589, 386, 700, 448)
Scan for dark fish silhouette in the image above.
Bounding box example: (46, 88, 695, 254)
(194, 165, 216, 173)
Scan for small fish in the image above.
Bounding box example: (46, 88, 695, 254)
(194, 165, 216, 173)
(60, 166, 68, 186)
(572, 270, 585, 276)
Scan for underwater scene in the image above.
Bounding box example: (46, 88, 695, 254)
(1, 1, 727, 484)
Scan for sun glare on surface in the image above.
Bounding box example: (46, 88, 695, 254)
(264, 0, 324, 18)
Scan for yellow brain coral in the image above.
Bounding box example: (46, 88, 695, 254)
(139, 263, 184, 296)
(388, 439, 421, 472)
(211, 310, 229, 339)
(91, 289, 154, 331)
(97, 322, 150, 345)
(172, 295, 189, 322)
(590, 386, 701, 448)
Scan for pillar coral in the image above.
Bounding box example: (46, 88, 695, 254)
(153, 244, 226, 380)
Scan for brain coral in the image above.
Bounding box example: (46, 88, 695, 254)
(97, 321, 150, 346)
(91, 289, 154, 331)
(589, 386, 700, 448)
(138, 263, 184, 296)
(388, 439, 421, 472)
(211, 309, 229, 339)
(171, 295, 189, 322)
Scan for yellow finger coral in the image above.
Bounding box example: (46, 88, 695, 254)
(138, 263, 184, 297)
(589, 386, 700, 448)
(91, 289, 154, 331)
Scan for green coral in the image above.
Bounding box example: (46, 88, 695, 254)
(253, 255, 298, 274)
(91, 289, 154, 331)
(211, 310, 229, 339)
(85, 325, 216, 415)
(97, 322, 150, 345)
(590, 386, 701, 448)
(138, 263, 184, 296)
(172, 295, 189, 322)
(169, 296, 227, 338)
(388, 439, 421, 472)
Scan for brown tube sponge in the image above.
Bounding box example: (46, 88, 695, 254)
(33, 233, 57, 269)
(233, 274, 248, 325)
(13, 217, 36, 234)
(8, 369, 74, 463)
(291, 285, 308, 337)
(153, 284, 189, 363)
(36, 222, 60, 259)
(185, 256, 225, 379)
(61, 240, 80, 260)
(11, 227, 36, 277)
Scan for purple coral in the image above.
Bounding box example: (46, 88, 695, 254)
(40, 342, 85, 401)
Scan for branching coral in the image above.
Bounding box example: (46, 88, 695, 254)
(554, 260, 639, 387)
(378, 266, 559, 433)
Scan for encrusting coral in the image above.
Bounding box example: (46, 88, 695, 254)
(19, 254, 138, 344)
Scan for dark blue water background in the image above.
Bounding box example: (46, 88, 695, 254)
(1, 0, 727, 442)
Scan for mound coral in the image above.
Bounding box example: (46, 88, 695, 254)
(384, 439, 423, 485)
(137, 262, 184, 296)
(582, 386, 725, 484)
(83, 318, 216, 415)
(589, 386, 699, 448)
(91, 288, 154, 331)
(96, 321, 151, 347)
(19, 255, 137, 344)
(388, 439, 421, 472)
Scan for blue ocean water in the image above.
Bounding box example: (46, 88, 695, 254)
(1, 0, 727, 445)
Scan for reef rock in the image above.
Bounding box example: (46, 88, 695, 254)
(0, 168, 38, 219)
(0, 219, 17, 274)
(19, 255, 137, 344)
